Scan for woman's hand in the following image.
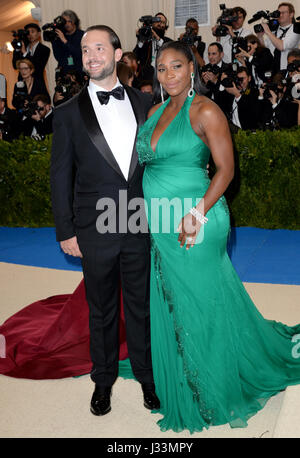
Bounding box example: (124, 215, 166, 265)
(177, 213, 202, 250)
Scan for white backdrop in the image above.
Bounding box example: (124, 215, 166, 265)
(38, 0, 300, 96)
(0, 0, 299, 102)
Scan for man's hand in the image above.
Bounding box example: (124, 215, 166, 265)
(152, 29, 160, 41)
(269, 89, 278, 105)
(205, 71, 219, 84)
(225, 82, 241, 98)
(31, 110, 41, 122)
(225, 25, 235, 38)
(261, 21, 271, 35)
(55, 29, 68, 44)
(60, 236, 83, 258)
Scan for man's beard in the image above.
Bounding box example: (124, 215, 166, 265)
(84, 58, 115, 81)
(152, 27, 165, 39)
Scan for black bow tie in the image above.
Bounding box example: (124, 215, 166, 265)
(96, 86, 125, 105)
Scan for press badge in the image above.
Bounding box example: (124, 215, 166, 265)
(67, 56, 74, 66)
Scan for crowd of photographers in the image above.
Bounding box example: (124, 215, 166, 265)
(0, 3, 299, 142)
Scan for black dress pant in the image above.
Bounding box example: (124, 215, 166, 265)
(79, 234, 154, 387)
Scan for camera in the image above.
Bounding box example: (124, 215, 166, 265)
(232, 36, 248, 58)
(137, 16, 161, 43)
(294, 16, 300, 34)
(221, 67, 243, 89)
(287, 60, 300, 74)
(262, 82, 284, 100)
(248, 10, 280, 33)
(54, 70, 82, 104)
(213, 4, 238, 37)
(180, 27, 202, 46)
(13, 81, 30, 111)
(11, 29, 29, 51)
(23, 101, 44, 118)
(42, 16, 67, 42)
(201, 63, 222, 75)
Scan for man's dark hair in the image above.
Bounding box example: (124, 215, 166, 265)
(278, 2, 295, 15)
(237, 66, 251, 77)
(186, 18, 198, 26)
(153, 40, 202, 103)
(122, 51, 137, 62)
(33, 93, 51, 105)
(155, 12, 168, 28)
(24, 23, 41, 32)
(61, 10, 80, 28)
(208, 42, 223, 53)
(232, 7, 247, 19)
(84, 25, 122, 50)
(288, 48, 300, 59)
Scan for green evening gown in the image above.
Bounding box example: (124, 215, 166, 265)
(132, 92, 300, 433)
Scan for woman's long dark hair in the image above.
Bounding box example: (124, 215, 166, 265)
(152, 40, 202, 104)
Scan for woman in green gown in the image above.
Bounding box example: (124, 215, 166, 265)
(136, 41, 300, 433)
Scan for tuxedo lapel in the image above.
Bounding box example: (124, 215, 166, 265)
(77, 86, 125, 180)
(125, 85, 145, 182)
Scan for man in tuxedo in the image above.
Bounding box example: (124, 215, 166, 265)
(50, 25, 160, 416)
(218, 66, 260, 130)
(12, 23, 50, 85)
(133, 12, 172, 81)
(200, 42, 232, 101)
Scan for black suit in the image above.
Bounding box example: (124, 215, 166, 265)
(246, 48, 274, 83)
(218, 87, 260, 130)
(133, 36, 172, 80)
(50, 85, 154, 387)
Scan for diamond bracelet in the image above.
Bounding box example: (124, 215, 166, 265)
(189, 207, 208, 224)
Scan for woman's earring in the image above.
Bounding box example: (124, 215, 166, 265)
(188, 72, 194, 97)
(160, 83, 165, 103)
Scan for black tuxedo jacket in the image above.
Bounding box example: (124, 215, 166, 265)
(246, 48, 274, 82)
(218, 87, 260, 130)
(50, 85, 153, 242)
(13, 42, 50, 83)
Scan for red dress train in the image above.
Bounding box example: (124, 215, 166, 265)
(0, 280, 128, 379)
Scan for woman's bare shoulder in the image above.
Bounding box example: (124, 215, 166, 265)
(192, 94, 227, 121)
(147, 102, 162, 119)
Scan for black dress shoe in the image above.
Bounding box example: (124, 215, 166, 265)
(90, 385, 112, 416)
(141, 383, 160, 410)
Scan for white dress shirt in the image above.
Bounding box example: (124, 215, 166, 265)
(88, 79, 137, 180)
(220, 27, 252, 64)
(264, 25, 300, 70)
(232, 95, 242, 128)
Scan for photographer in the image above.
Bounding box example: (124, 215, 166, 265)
(179, 18, 206, 67)
(133, 12, 172, 80)
(200, 43, 231, 101)
(211, 6, 252, 64)
(12, 59, 49, 113)
(12, 23, 50, 85)
(258, 72, 300, 128)
(257, 3, 300, 73)
(235, 34, 274, 85)
(0, 97, 20, 142)
(53, 69, 83, 107)
(218, 66, 260, 130)
(51, 10, 85, 76)
(20, 94, 53, 138)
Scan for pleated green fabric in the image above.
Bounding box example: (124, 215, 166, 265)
(124, 93, 300, 433)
